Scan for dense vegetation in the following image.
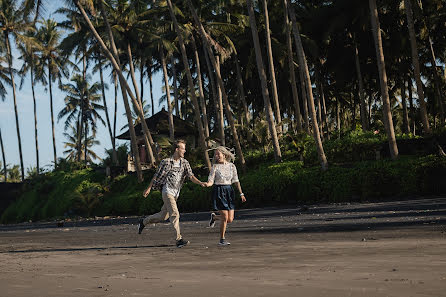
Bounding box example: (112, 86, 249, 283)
(3, 130, 446, 224)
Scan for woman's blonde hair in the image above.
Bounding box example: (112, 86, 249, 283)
(211, 146, 235, 163)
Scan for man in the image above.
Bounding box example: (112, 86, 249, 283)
(138, 139, 205, 248)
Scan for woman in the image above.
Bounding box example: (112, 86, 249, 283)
(205, 146, 246, 246)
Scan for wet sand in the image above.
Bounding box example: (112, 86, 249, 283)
(1, 198, 445, 297)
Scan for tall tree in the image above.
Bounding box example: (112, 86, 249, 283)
(287, 0, 327, 170)
(369, 0, 398, 159)
(403, 0, 430, 134)
(246, 0, 281, 162)
(166, 0, 211, 169)
(18, 31, 42, 174)
(0, 0, 32, 180)
(37, 19, 70, 166)
(263, 0, 282, 135)
(0, 127, 6, 182)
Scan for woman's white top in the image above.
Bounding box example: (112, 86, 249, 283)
(208, 162, 239, 185)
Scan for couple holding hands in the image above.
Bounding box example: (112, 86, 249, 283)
(138, 139, 246, 248)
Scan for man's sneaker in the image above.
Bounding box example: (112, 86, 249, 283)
(209, 212, 216, 228)
(176, 239, 190, 248)
(218, 239, 230, 246)
(137, 218, 145, 234)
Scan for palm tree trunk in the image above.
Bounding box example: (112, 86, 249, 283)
(288, 0, 327, 169)
(96, 0, 158, 170)
(408, 78, 415, 135)
(98, 56, 117, 165)
(188, 0, 246, 167)
(140, 59, 144, 104)
(113, 73, 118, 162)
(5, 33, 24, 180)
(283, 0, 302, 132)
(166, 0, 211, 170)
(263, 0, 282, 135)
(190, 34, 210, 139)
(246, 0, 282, 162)
(354, 41, 369, 131)
(427, 36, 444, 125)
(89, 1, 141, 180)
(215, 56, 225, 146)
(320, 80, 330, 140)
(84, 121, 88, 162)
(203, 45, 221, 139)
(299, 68, 311, 134)
(126, 42, 156, 165)
(48, 67, 58, 166)
(30, 62, 39, 174)
(0, 128, 7, 182)
(160, 49, 175, 141)
(170, 55, 181, 118)
(336, 96, 341, 136)
(401, 80, 410, 133)
(369, 0, 398, 159)
(234, 56, 250, 127)
(404, 0, 430, 134)
(127, 42, 143, 110)
(148, 67, 154, 116)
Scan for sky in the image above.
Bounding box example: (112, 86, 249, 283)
(0, 3, 165, 175)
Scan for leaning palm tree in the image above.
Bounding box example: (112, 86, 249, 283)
(37, 19, 70, 166)
(287, 0, 327, 170)
(186, 0, 246, 168)
(0, 0, 34, 181)
(263, 0, 282, 135)
(166, 0, 212, 169)
(246, 0, 282, 163)
(369, 0, 398, 159)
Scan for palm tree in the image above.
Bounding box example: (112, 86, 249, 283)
(166, 0, 211, 169)
(246, 0, 281, 163)
(18, 31, 42, 174)
(160, 49, 175, 141)
(91, 50, 117, 165)
(0, 0, 34, 181)
(186, 0, 246, 168)
(63, 124, 101, 163)
(369, 0, 398, 159)
(263, 0, 282, 135)
(282, 0, 302, 132)
(0, 128, 6, 182)
(287, 0, 327, 170)
(37, 19, 70, 166)
(403, 0, 430, 134)
(58, 74, 105, 162)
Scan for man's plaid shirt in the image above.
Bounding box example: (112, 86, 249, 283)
(151, 157, 194, 191)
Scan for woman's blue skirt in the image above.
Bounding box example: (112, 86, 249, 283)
(212, 185, 235, 210)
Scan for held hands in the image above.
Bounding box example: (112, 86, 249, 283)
(143, 187, 151, 197)
(200, 181, 209, 187)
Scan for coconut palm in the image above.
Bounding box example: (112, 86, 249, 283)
(18, 31, 43, 174)
(246, 0, 282, 162)
(63, 124, 101, 163)
(0, 0, 35, 181)
(166, 0, 212, 169)
(0, 128, 6, 182)
(287, 0, 327, 170)
(369, 0, 398, 159)
(36, 18, 70, 166)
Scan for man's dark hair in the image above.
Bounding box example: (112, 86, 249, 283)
(172, 139, 186, 154)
